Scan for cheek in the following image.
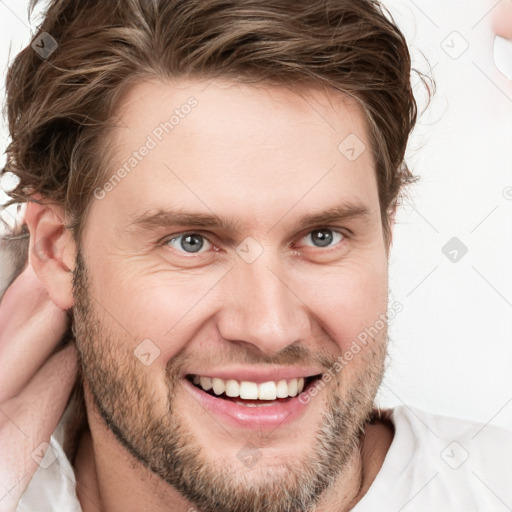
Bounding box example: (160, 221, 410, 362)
(293, 255, 388, 355)
(87, 258, 226, 359)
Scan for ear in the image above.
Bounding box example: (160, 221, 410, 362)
(24, 197, 76, 310)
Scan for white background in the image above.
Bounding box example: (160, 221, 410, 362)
(1, 0, 511, 431)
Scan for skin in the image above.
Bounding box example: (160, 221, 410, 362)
(492, 0, 512, 39)
(3, 12, 511, 512)
(0, 249, 77, 512)
(24, 78, 394, 512)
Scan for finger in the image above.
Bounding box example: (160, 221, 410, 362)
(0, 264, 70, 403)
(492, 1, 512, 39)
(0, 344, 78, 510)
(9, 343, 78, 441)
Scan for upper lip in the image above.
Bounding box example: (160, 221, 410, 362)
(185, 367, 323, 383)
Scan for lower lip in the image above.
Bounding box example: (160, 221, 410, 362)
(182, 378, 311, 430)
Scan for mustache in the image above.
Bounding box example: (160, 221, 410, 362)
(166, 343, 336, 380)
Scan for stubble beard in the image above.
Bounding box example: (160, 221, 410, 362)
(72, 251, 387, 512)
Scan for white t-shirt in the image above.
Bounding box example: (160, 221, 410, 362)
(16, 405, 512, 512)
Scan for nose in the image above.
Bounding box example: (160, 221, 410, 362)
(215, 254, 311, 357)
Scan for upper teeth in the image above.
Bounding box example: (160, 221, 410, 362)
(192, 375, 305, 400)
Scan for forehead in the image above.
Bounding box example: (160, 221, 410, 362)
(92, 78, 380, 235)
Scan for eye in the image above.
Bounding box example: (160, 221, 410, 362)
(165, 233, 213, 254)
(300, 228, 345, 248)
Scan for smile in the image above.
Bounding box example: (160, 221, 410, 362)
(184, 372, 323, 425)
(190, 374, 308, 400)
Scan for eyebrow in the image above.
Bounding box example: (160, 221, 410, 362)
(128, 201, 371, 235)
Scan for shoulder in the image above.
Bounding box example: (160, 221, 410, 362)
(353, 405, 512, 511)
(16, 435, 82, 512)
(391, 403, 512, 442)
(395, 406, 512, 510)
(391, 404, 512, 465)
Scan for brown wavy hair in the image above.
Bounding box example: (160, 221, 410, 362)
(2, 0, 429, 244)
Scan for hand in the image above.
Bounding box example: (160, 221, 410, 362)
(0, 261, 77, 512)
(492, 1, 512, 39)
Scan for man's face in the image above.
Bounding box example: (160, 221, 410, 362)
(73, 79, 390, 512)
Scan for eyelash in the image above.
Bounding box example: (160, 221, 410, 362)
(162, 228, 348, 256)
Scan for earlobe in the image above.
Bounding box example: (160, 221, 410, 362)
(24, 197, 76, 311)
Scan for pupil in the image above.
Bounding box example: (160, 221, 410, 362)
(312, 229, 332, 247)
(182, 234, 204, 252)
